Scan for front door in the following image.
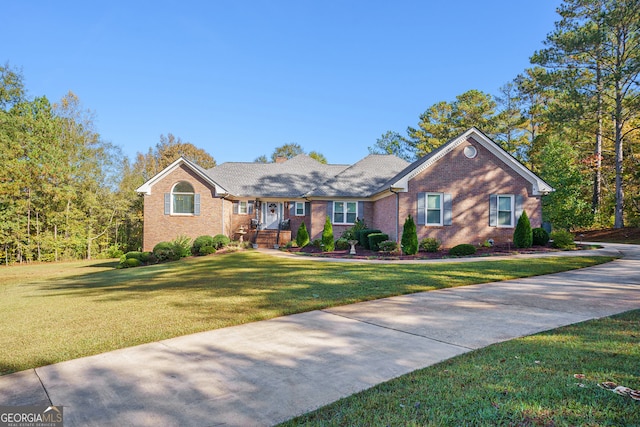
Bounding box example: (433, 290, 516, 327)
(263, 202, 282, 229)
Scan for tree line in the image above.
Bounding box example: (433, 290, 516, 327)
(1, 0, 638, 264)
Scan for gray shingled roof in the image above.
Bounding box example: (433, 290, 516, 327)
(205, 154, 409, 198)
(307, 154, 410, 197)
(206, 155, 349, 198)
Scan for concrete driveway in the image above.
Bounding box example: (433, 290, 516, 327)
(1, 243, 639, 426)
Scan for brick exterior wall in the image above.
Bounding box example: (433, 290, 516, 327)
(372, 195, 399, 241)
(389, 137, 542, 248)
(141, 165, 229, 251)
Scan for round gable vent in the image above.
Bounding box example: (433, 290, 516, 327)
(464, 145, 478, 159)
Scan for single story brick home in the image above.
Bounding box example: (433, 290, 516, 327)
(136, 127, 553, 251)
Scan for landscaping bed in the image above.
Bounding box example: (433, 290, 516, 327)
(286, 242, 594, 260)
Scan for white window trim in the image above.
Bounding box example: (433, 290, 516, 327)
(295, 202, 305, 216)
(238, 201, 249, 215)
(171, 182, 195, 216)
(497, 195, 515, 228)
(333, 201, 358, 225)
(425, 192, 443, 226)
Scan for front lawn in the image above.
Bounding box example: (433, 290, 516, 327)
(0, 251, 613, 375)
(280, 309, 640, 426)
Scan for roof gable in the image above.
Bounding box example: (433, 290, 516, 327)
(389, 128, 554, 196)
(136, 157, 228, 195)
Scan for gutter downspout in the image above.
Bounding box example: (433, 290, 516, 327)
(389, 187, 400, 243)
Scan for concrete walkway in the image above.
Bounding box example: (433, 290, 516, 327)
(1, 243, 639, 426)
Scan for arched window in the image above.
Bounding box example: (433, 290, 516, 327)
(171, 181, 195, 214)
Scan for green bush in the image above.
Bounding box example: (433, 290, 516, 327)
(401, 215, 419, 255)
(448, 244, 477, 257)
(140, 251, 154, 263)
(171, 235, 192, 258)
(153, 241, 180, 262)
(532, 227, 550, 246)
(550, 230, 575, 249)
(378, 240, 398, 253)
(322, 216, 334, 251)
(211, 234, 231, 250)
(335, 238, 350, 250)
(199, 245, 217, 255)
(420, 237, 441, 253)
(296, 222, 310, 247)
(357, 229, 382, 249)
(311, 239, 323, 249)
(105, 245, 124, 258)
(119, 257, 142, 268)
(368, 233, 389, 252)
(192, 235, 214, 255)
(124, 251, 144, 261)
(513, 210, 533, 248)
(340, 218, 367, 240)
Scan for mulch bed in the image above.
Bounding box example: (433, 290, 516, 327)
(285, 243, 578, 261)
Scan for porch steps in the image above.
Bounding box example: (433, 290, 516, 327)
(253, 230, 291, 248)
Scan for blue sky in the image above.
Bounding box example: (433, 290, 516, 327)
(4, 1, 561, 165)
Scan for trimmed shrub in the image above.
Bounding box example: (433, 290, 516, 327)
(551, 230, 575, 249)
(311, 238, 323, 249)
(171, 235, 192, 258)
(532, 227, 550, 246)
(296, 222, 310, 247)
(153, 241, 180, 262)
(401, 215, 419, 255)
(420, 237, 441, 253)
(368, 233, 389, 252)
(119, 257, 142, 268)
(335, 238, 350, 250)
(211, 234, 231, 250)
(140, 252, 154, 263)
(448, 244, 477, 257)
(513, 210, 533, 248)
(192, 235, 214, 255)
(322, 216, 334, 251)
(200, 245, 217, 255)
(124, 251, 144, 261)
(378, 240, 399, 253)
(357, 229, 382, 249)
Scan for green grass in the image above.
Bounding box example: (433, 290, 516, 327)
(0, 251, 613, 376)
(280, 309, 640, 427)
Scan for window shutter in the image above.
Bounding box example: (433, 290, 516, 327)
(327, 201, 333, 220)
(417, 193, 426, 225)
(305, 202, 310, 216)
(289, 202, 295, 216)
(489, 194, 497, 226)
(358, 201, 364, 220)
(194, 194, 201, 216)
(164, 193, 171, 215)
(248, 201, 254, 215)
(443, 194, 452, 226)
(233, 201, 239, 214)
(515, 195, 524, 221)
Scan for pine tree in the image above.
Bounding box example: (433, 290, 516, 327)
(401, 215, 418, 255)
(513, 210, 533, 248)
(321, 216, 334, 252)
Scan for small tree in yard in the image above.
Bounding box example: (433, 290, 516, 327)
(401, 215, 419, 255)
(513, 210, 532, 248)
(296, 222, 310, 247)
(322, 216, 334, 251)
